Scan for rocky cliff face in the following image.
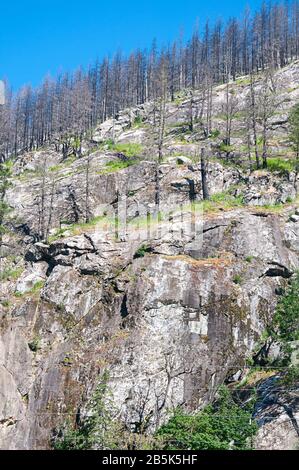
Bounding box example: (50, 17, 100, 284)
(1, 63, 299, 450)
(254, 375, 299, 450)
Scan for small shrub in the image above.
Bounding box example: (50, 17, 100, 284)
(271, 272, 299, 348)
(210, 129, 221, 139)
(267, 158, 296, 173)
(134, 244, 152, 259)
(28, 337, 40, 352)
(132, 115, 144, 128)
(233, 274, 243, 285)
(218, 143, 234, 154)
(280, 365, 299, 386)
(30, 280, 45, 294)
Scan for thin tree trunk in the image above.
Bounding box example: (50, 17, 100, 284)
(200, 148, 210, 200)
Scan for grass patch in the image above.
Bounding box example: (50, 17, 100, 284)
(238, 367, 277, 388)
(104, 158, 138, 173)
(30, 280, 45, 294)
(172, 191, 245, 217)
(0, 267, 23, 282)
(267, 157, 297, 173)
(210, 129, 221, 139)
(233, 274, 243, 285)
(257, 203, 285, 213)
(107, 142, 143, 157)
(14, 280, 45, 298)
(235, 77, 251, 87)
(49, 214, 125, 241)
(71, 215, 116, 236)
(47, 227, 70, 243)
(210, 192, 243, 204)
(132, 116, 144, 128)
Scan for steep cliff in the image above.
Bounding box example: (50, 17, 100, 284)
(1, 62, 299, 450)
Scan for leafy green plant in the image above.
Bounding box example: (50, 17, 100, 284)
(132, 115, 144, 128)
(267, 158, 296, 173)
(271, 272, 299, 350)
(30, 280, 45, 294)
(134, 244, 152, 259)
(280, 365, 299, 386)
(210, 129, 221, 139)
(233, 274, 243, 285)
(218, 143, 234, 154)
(156, 386, 257, 450)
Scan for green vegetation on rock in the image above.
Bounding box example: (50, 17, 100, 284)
(271, 272, 299, 353)
(106, 142, 143, 157)
(156, 386, 257, 450)
(53, 371, 122, 450)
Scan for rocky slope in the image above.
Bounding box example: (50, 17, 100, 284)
(1, 63, 299, 450)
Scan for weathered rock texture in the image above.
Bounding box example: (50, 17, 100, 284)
(1, 62, 299, 450)
(254, 376, 299, 450)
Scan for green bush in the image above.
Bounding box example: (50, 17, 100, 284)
(210, 129, 221, 139)
(233, 274, 243, 285)
(156, 387, 257, 450)
(271, 272, 299, 348)
(218, 142, 234, 154)
(280, 365, 299, 386)
(132, 115, 144, 128)
(28, 336, 41, 352)
(134, 244, 152, 259)
(267, 158, 296, 173)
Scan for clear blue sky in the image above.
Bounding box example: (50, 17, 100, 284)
(0, 0, 262, 91)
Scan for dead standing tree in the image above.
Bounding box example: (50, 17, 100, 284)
(200, 148, 210, 200)
(256, 70, 278, 169)
(248, 72, 261, 169)
(36, 155, 57, 241)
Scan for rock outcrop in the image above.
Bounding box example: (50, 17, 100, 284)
(254, 375, 299, 450)
(1, 62, 299, 450)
